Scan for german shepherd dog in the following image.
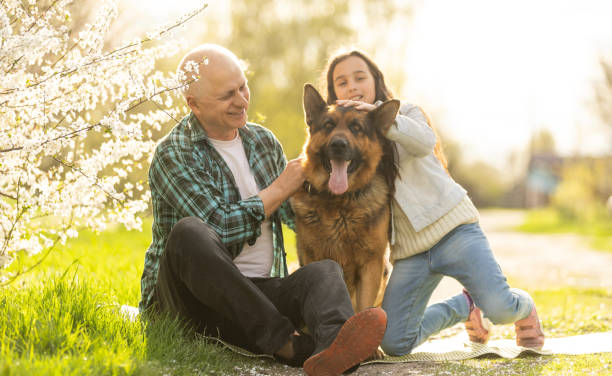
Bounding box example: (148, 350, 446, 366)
(291, 84, 400, 312)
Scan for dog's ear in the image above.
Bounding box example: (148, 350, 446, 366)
(368, 99, 400, 135)
(303, 84, 327, 127)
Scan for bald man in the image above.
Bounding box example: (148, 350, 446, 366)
(138, 44, 386, 375)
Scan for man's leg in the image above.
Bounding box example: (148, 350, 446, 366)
(154, 216, 295, 354)
(253, 260, 354, 353)
(255, 260, 388, 374)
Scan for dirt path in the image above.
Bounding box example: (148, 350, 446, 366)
(250, 209, 612, 376)
(477, 209, 612, 289)
(429, 209, 612, 304)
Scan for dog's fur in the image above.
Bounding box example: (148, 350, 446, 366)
(291, 84, 400, 312)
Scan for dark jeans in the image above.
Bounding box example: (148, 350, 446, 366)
(153, 216, 354, 355)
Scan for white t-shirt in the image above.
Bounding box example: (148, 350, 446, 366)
(209, 133, 274, 278)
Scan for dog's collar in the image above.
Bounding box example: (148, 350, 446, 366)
(303, 181, 316, 195)
(302, 181, 371, 199)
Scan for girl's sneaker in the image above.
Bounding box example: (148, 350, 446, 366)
(515, 307, 545, 348)
(463, 290, 491, 344)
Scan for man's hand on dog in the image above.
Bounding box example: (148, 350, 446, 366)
(278, 158, 306, 195)
(259, 157, 305, 218)
(336, 99, 376, 112)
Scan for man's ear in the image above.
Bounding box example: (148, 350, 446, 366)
(303, 84, 327, 127)
(186, 95, 199, 115)
(368, 99, 400, 135)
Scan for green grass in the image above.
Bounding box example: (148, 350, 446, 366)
(1, 218, 611, 375)
(516, 208, 612, 253)
(0, 219, 300, 375)
(282, 224, 299, 265)
(5, 220, 298, 304)
(0, 275, 267, 375)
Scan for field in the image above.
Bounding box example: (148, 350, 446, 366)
(517, 208, 612, 253)
(1, 213, 611, 375)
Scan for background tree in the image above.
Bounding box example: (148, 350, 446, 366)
(595, 57, 612, 130)
(549, 56, 612, 220)
(594, 56, 612, 215)
(528, 129, 557, 155)
(442, 135, 508, 207)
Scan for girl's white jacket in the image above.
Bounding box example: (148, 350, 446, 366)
(385, 102, 467, 232)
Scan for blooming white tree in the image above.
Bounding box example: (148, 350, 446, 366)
(0, 0, 206, 280)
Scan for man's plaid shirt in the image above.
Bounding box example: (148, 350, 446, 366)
(139, 113, 295, 311)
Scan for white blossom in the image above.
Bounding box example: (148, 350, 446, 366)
(0, 0, 208, 276)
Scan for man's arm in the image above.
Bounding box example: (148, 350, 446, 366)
(150, 145, 267, 247)
(258, 158, 304, 218)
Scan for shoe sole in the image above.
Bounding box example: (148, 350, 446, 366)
(303, 308, 387, 376)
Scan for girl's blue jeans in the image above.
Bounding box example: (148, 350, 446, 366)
(381, 222, 533, 356)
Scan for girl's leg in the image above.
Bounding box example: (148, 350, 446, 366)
(430, 222, 533, 325)
(382, 252, 468, 356)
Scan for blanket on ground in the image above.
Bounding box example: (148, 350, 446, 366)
(119, 305, 612, 362)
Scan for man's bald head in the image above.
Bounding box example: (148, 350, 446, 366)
(177, 44, 246, 100)
(176, 44, 251, 140)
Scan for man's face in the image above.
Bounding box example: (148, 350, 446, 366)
(188, 60, 250, 139)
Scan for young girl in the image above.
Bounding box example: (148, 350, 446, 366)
(324, 49, 545, 356)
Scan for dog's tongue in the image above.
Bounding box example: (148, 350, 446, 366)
(328, 159, 349, 195)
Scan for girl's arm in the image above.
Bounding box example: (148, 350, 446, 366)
(336, 99, 439, 160)
(386, 103, 436, 158)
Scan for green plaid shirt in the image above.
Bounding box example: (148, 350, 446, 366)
(139, 113, 295, 311)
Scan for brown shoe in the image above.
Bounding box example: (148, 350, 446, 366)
(515, 307, 545, 348)
(303, 307, 387, 376)
(463, 290, 490, 344)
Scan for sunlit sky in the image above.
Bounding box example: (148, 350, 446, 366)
(126, 0, 612, 168)
(401, 0, 612, 167)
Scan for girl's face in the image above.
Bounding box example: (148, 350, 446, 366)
(332, 56, 376, 104)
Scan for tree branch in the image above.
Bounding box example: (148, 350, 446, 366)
(0, 218, 71, 286)
(0, 191, 17, 200)
(0, 3, 207, 96)
(0, 80, 189, 153)
(151, 97, 180, 123)
(3, 85, 81, 109)
(1, 178, 26, 255)
(51, 156, 125, 206)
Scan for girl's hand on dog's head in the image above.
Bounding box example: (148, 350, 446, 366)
(336, 100, 376, 112)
